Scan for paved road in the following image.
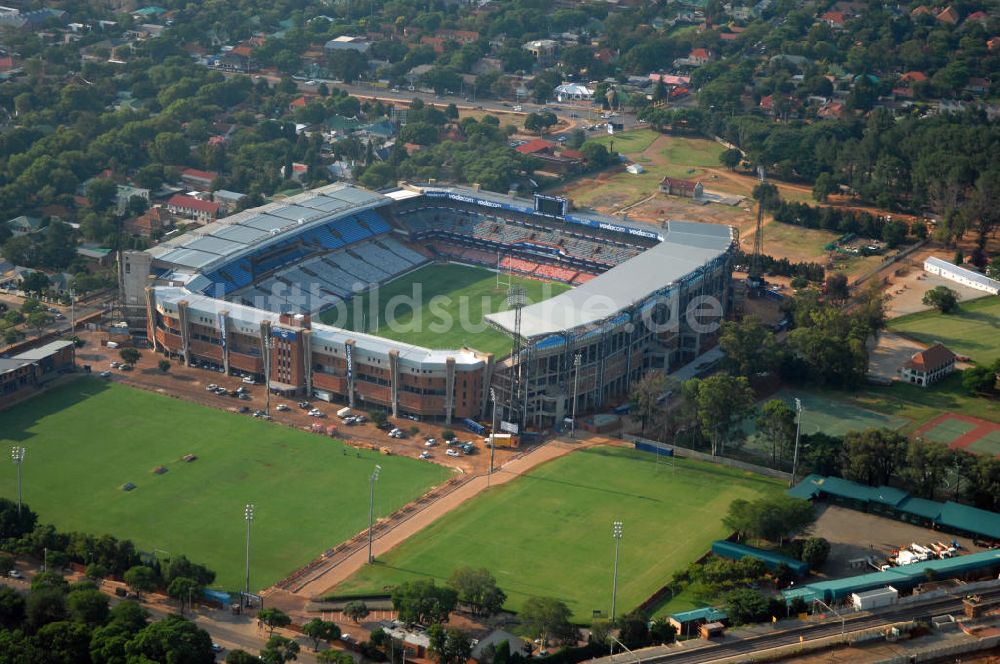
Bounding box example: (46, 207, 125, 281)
(595, 588, 1000, 664)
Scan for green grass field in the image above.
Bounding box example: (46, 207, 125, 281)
(318, 263, 570, 357)
(333, 446, 781, 623)
(0, 379, 451, 591)
(889, 296, 1000, 365)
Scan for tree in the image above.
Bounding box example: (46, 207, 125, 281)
(20, 271, 50, 297)
(718, 316, 780, 377)
(801, 433, 845, 476)
(800, 537, 830, 568)
(448, 567, 507, 617)
(724, 495, 815, 543)
(158, 359, 172, 373)
(580, 141, 611, 168)
(618, 610, 651, 650)
(843, 428, 908, 486)
(963, 363, 999, 394)
(150, 132, 190, 165)
(344, 600, 370, 623)
(125, 613, 215, 663)
(986, 256, 1000, 281)
(67, 588, 110, 625)
(922, 286, 959, 314)
(167, 576, 203, 616)
(390, 580, 457, 625)
(589, 619, 611, 647)
(85, 563, 108, 584)
(227, 651, 263, 664)
(27, 589, 68, 629)
(519, 596, 576, 646)
(756, 399, 796, 468)
(32, 571, 70, 593)
(428, 624, 473, 664)
(317, 650, 354, 664)
(257, 607, 292, 636)
(86, 179, 118, 213)
(812, 172, 838, 202)
(26, 310, 52, 336)
(725, 588, 771, 625)
(630, 371, 668, 436)
(523, 112, 557, 135)
(0, 586, 26, 629)
(35, 620, 93, 664)
(164, 554, 216, 588)
(695, 373, 755, 456)
(123, 565, 158, 600)
(260, 635, 300, 663)
(302, 618, 340, 651)
(0, 496, 38, 539)
(903, 439, 953, 499)
(825, 273, 849, 302)
(720, 148, 741, 171)
(567, 128, 586, 149)
(649, 618, 676, 644)
(119, 347, 141, 366)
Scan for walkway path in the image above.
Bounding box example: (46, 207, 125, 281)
(284, 435, 621, 601)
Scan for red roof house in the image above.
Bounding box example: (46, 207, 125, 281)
(900, 343, 957, 387)
(936, 6, 960, 23)
(515, 139, 556, 155)
(166, 194, 220, 222)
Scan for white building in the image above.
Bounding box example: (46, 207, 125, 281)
(924, 256, 1000, 295)
(554, 82, 593, 101)
(900, 343, 957, 388)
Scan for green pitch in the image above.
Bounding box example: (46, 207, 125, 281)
(0, 379, 451, 591)
(889, 295, 1000, 365)
(333, 446, 781, 623)
(318, 263, 571, 357)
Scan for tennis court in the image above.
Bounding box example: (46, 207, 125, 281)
(914, 413, 1000, 458)
(768, 389, 909, 437)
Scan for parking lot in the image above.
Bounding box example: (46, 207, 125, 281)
(75, 329, 516, 475)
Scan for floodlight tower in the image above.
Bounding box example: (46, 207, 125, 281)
(368, 464, 382, 563)
(244, 503, 254, 596)
(505, 286, 528, 430)
(749, 166, 767, 295)
(11, 447, 25, 515)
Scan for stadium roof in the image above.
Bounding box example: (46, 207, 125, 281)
(485, 221, 733, 338)
(152, 287, 486, 369)
(147, 183, 389, 272)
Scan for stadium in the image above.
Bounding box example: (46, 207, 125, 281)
(124, 182, 735, 431)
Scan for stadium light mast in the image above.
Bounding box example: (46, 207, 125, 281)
(263, 335, 274, 417)
(611, 520, 623, 621)
(10, 447, 24, 515)
(367, 464, 382, 563)
(489, 388, 498, 486)
(505, 286, 528, 431)
(789, 398, 803, 488)
(570, 353, 582, 438)
(244, 503, 254, 596)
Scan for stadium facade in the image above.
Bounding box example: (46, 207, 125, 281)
(127, 182, 735, 429)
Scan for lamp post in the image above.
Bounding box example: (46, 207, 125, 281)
(368, 464, 381, 563)
(11, 447, 24, 515)
(244, 503, 254, 596)
(611, 520, 623, 622)
(489, 388, 497, 486)
(789, 398, 803, 488)
(570, 353, 581, 438)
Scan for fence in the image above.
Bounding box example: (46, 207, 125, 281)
(873, 634, 1000, 664)
(623, 434, 791, 481)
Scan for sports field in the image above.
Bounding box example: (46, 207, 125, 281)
(332, 446, 781, 623)
(889, 296, 1000, 365)
(0, 379, 451, 591)
(914, 413, 1000, 458)
(768, 389, 909, 437)
(319, 263, 570, 357)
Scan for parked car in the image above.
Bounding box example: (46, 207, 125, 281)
(8, 569, 23, 579)
(238, 393, 251, 401)
(419, 451, 431, 459)
(242, 377, 256, 384)
(238, 406, 251, 414)
(206, 384, 219, 391)
(275, 404, 290, 411)
(425, 440, 436, 447)
(298, 401, 311, 409)
(446, 449, 460, 457)
(99, 371, 112, 378)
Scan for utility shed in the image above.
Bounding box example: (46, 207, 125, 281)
(851, 586, 898, 611)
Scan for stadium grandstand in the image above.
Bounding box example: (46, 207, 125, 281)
(127, 182, 735, 429)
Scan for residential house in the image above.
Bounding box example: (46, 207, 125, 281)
(324, 35, 371, 54)
(660, 177, 704, 199)
(911, 5, 933, 18)
(212, 190, 247, 213)
(0, 7, 67, 31)
(471, 631, 532, 663)
(816, 100, 846, 119)
(125, 206, 171, 238)
(437, 28, 479, 44)
(936, 6, 960, 24)
(5, 216, 44, 237)
(965, 77, 990, 95)
(820, 11, 847, 28)
(899, 343, 957, 387)
(554, 82, 593, 100)
(523, 39, 559, 65)
(515, 139, 557, 156)
(987, 36, 1000, 51)
(166, 194, 220, 223)
(77, 243, 114, 268)
(516, 140, 582, 174)
(289, 96, 308, 111)
(116, 185, 151, 215)
(180, 168, 219, 191)
(966, 10, 990, 23)
(689, 47, 713, 65)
